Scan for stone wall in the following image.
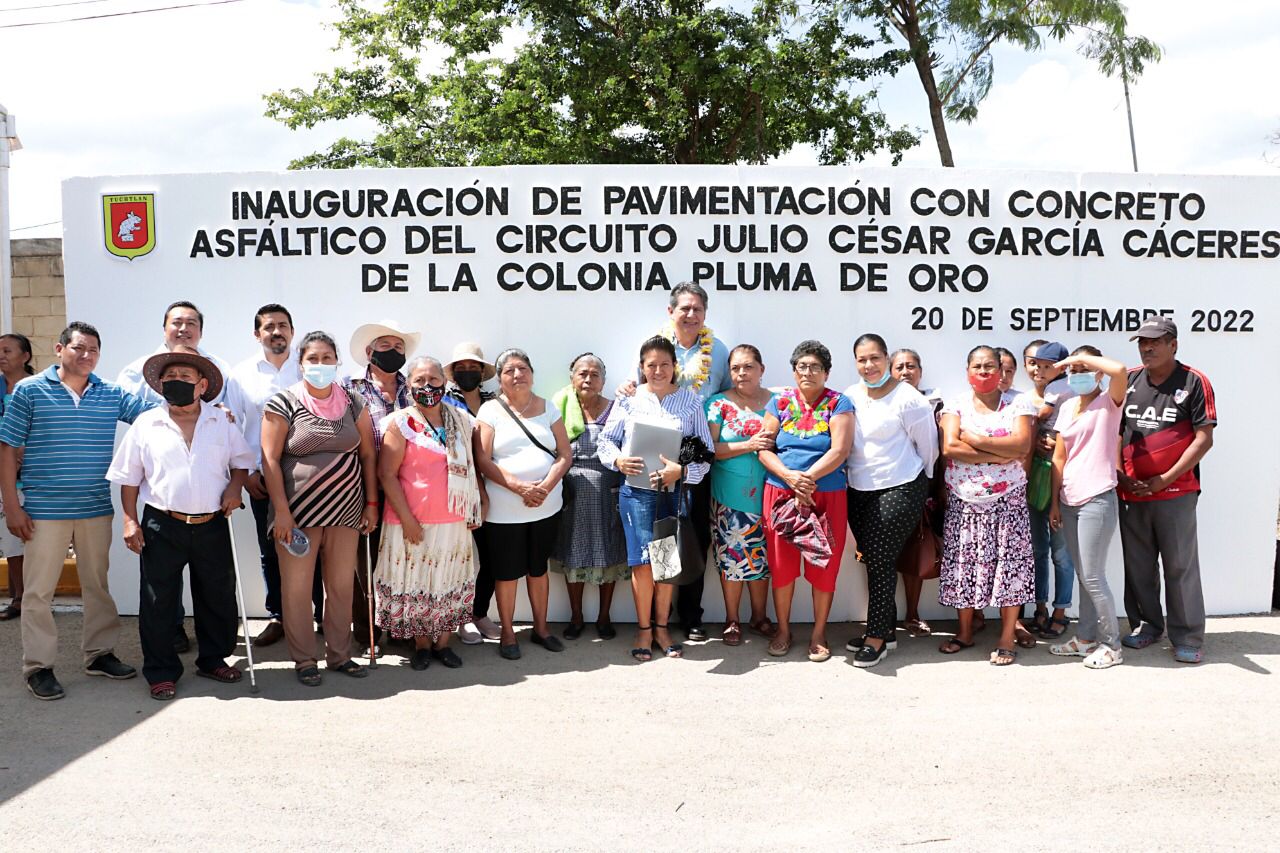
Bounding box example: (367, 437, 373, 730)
(9, 237, 66, 368)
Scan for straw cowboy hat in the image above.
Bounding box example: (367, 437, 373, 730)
(349, 319, 422, 368)
(142, 346, 223, 402)
(444, 341, 496, 382)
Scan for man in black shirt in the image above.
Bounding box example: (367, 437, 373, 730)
(1117, 317, 1216, 664)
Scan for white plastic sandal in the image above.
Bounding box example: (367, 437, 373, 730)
(1049, 636, 1098, 657)
(1083, 645, 1124, 669)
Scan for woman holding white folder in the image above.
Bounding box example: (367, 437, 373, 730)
(598, 336, 714, 662)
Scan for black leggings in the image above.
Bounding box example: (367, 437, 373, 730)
(847, 472, 929, 640)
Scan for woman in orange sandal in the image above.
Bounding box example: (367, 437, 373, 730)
(757, 341, 854, 663)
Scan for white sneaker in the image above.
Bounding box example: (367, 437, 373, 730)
(1049, 636, 1098, 657)
(1083, 645, 1123, 669)
(458, 621, 482, 645)
(473, 615, 502, 641)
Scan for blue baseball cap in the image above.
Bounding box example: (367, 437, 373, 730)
(1032, 342, 1068, 362)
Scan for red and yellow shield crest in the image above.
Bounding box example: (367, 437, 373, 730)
(102, 193, 156, 260)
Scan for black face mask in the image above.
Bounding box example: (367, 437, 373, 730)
(453, 369, 483, 392)
(413, 383, 446, 409)
(369, 348, 406, 374)
(161, 379, 197, 407)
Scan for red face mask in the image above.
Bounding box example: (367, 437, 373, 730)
(968, 372, 1000, 394)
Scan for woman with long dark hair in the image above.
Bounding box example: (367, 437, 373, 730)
(0, 333, 34, 621)
(937, 345, 1036, 666)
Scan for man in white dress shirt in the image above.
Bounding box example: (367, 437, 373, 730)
(116, 300, 251, 652)
(116, 301, 248, 414)
(228, 304, 322, 647)
(107, 346, 254, 700)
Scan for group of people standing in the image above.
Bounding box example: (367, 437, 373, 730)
(0, 284, 1217, 701)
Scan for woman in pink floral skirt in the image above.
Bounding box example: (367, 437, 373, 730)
(937, 345, 1037, 665)
(376, 357, 485, 671)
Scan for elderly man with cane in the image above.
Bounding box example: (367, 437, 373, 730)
(108, 346, 255, 701)
(117, 300, 251, 654)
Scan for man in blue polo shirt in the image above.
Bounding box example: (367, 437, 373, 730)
(0, 321, 152, 700)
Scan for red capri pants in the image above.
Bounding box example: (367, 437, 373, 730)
(762, 483, 848, 593)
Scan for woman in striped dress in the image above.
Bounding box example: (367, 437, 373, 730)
(262, 331, 380, 687)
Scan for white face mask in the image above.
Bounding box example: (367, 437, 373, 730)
(1066, 372, 1098, 395)
(303, 363, 338, 389)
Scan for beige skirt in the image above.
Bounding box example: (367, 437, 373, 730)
(375, 520, 476, 639)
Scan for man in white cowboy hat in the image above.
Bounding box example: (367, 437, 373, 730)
(107, 345, 255, 701)
(443, 342, 502, 644)
(342, 318, 421, 651)
(116, 300, 251, 653)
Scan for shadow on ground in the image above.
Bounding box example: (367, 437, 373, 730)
(3, 611, 1277, 808)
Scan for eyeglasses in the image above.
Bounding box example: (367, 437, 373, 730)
(794, 363, 825, 375)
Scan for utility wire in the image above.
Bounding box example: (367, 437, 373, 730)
(0, 0, 111, 14)
(10, 220, 62, 232)
(0, 0, 243, 28)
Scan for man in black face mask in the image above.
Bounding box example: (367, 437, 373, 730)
(107, 346, 255, 701)
(343, 320, 421, 653)
(117, 300, 251, 654)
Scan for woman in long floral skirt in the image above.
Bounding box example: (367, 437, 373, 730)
(376, 357, 484, 670)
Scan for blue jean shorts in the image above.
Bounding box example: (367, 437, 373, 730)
(618, 484, 681, 567)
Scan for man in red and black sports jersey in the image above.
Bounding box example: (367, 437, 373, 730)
(1117, 317, 1216, 664)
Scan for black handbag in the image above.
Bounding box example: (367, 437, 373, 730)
(650, 483, 706, 586)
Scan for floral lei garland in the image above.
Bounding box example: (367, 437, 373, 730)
(662, 322, 714, 391)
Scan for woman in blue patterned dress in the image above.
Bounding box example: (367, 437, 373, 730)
(551, 353, 629, 641)
(705, 344, 777, 647)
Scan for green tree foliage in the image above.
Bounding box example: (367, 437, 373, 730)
(842, 0, 1160, 166)
(1079, 27, 1162, 170)
(266, 0, 919, 168)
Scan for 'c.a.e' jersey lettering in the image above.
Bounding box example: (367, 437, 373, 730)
(1119, 361, 1216, 502)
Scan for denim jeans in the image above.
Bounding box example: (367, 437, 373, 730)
(1060, 490, 1120, 650)
(1029, 503, 1074, 608)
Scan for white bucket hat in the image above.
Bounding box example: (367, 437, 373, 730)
(444, 341, 497, 381)
(349, 320, 422, 368)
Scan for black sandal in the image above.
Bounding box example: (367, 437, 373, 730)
(631, 626, 653, 662)
(296, 666, 322, 687)
(329, 659, 369, 678)
(1039, 616, 1070, 639)
(990, 647, 1018, 666)
(654, 624, 683, 659)
(938, 637, 975, 655)
(0, 603, 20, 621)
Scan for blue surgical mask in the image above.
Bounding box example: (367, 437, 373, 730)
(1067, 372, 1098, 395)
(864, 370, 891, 389)
(303, 363, 338, 389)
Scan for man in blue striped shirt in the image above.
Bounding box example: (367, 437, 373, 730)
(1, 321, 153, 700)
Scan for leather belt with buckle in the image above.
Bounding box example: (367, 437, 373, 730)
(168, 510, 217, 525)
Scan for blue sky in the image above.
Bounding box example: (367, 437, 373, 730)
(2, 0, 1278, 238)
